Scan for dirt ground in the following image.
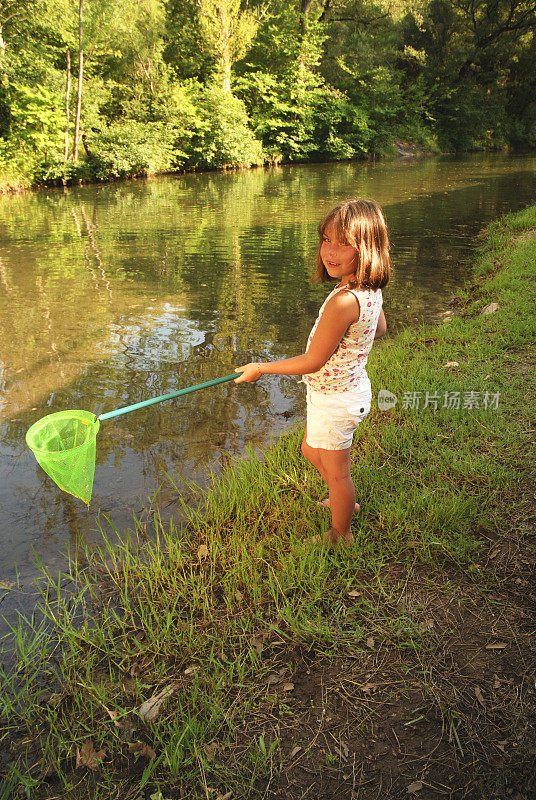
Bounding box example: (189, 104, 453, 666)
(223, 350, 536, 800)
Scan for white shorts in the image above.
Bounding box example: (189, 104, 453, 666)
(306, 381, 372, 450)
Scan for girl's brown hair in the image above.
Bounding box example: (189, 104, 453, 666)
(313, 198, 391, 290)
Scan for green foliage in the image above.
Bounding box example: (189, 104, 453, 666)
(236, 70, 316, 161)
(188, 84, 264, 168)
(312, 86, 371, 160)
(85, 121, 179, 179)
(1, 0, 536, 189)
(0, 140, 34, 190)
(4, 83, 64, 157)
(31, 153, 90, 184)
(197, 0, 259, 89)
(236, 70, 371, 162)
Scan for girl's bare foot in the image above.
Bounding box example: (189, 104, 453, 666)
(318, 497, 360, 513)
(305, 528, 354, 548)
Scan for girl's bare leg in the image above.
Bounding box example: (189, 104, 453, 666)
(301, 429, 359, 513)
(301, 428, 329, 483)
(318, 447, 355, 544)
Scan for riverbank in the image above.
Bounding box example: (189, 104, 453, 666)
(1, 206, 535, 798)
(0, 140, 436, 195)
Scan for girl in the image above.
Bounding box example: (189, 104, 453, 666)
(235, 198, 390, 546)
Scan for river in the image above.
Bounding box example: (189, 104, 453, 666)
(1, 153, 535, 620)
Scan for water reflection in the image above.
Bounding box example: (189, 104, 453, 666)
(1, 153, 536, 586)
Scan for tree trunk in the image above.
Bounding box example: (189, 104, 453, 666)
(64, 48, 71, 161)
(297, 0, 313, 82)
(300, 0, 313, 35)
(73, 0, 84, 162)
(222, 59, 232, 93)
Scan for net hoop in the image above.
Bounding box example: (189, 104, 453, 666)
(26, 410, 100, 455)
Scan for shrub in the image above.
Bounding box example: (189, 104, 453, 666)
(236, 71, 317, 162)
(84, 120, 179, 180)
(32, 154, 92, 185)
(310, 87, 371, 160)
(0, 140, 34, 191)
(188, 84, 264, 169)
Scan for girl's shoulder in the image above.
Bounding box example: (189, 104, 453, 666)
(345, 286, 383, 308)
(349, 285, 382, 298)
(322, 286, 363, 323)
(336, 285, 382, 303)
(320, 285, 381, 319)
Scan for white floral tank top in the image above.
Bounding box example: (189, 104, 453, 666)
(303, 285, 383, 393)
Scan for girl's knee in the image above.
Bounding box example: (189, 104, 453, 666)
(301, 437, 314, 463)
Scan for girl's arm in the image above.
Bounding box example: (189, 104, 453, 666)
(374, 308, 387, 339)
(235, 292, 360, 383)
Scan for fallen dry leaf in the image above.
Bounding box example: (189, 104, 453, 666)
(47, 693, 61, 708)
(216, 793, 232, 800)
(366, 636, 375, 649)
(407, 781, 423, 793)
(474, 686, 486, 708)
(203, 742, 219, 760)
(103, 705, 120, 728)
(138, 683, 177, 723)
(184, 665, 199, 676)
(486, 642, 507, 650)
(129, 740, 156, 759)
(197, 544, 208, 561)
(252, 637, 264, 656)
(444, 361, 459, 367)
(130, 662, 144, 678)
(235, 590, 244, 602)
(266, 674, 279, 685)
(75, 740, 106, 770)
(290, 745, 302, 759)
(283, 683, 294, 691)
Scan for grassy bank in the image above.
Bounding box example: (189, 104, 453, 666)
(1, 207, 535, 799)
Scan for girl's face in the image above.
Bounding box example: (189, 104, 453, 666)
(320, 223, 358, 285)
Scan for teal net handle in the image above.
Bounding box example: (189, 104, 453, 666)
(98, 372, 243, 422)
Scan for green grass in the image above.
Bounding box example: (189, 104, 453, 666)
(1, 206, 535, 798)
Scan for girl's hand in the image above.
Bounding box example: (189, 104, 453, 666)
(234, 363, 263, 383)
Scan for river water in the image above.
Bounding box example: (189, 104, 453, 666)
(1, 154, 535, 601)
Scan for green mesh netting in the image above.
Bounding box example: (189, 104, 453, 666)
(26, 410, 100, 505)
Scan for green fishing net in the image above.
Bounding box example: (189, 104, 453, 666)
(26, 410, 100, 504)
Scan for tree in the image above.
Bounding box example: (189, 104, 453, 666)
(72, 0, 83, 161)
(197, 0, 259, 91)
